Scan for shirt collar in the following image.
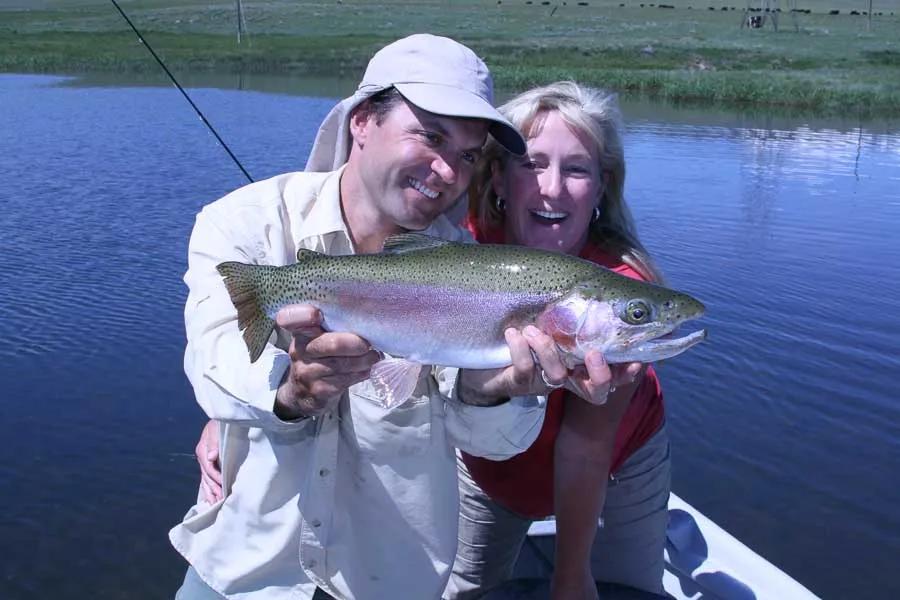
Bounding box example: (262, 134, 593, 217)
(292, 165, 352, 254)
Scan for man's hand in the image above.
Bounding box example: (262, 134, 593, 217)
(274, 304, 381, 420)
(457, 325, 641, 406)
(196, 420, 222, 504)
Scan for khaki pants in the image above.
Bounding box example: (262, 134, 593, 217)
(444, 422, 671, 599)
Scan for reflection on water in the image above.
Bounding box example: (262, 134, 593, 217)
(1, 73, 898, 599)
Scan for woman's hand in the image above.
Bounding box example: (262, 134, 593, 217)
(565, 350, 642, 407)
(195, 420, 222, 504)
(457, 325, 572, 405)
(457, 325, 642, 406)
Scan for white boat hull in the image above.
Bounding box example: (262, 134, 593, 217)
(499, 492, 820, 599)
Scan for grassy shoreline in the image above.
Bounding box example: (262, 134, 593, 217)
(3, 1, 899, 116)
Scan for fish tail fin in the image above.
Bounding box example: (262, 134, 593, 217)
(216, 261, 275, 363)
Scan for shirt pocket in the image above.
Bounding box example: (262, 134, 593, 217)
(348, 379, 434, 458)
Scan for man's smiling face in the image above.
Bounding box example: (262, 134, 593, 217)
(352, 97, 488, 232)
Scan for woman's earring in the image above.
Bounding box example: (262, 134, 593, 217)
(495, 196, 506, 213)
(591, 205, 601, 223)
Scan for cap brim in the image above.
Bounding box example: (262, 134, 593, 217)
(395, 83, 526, 156)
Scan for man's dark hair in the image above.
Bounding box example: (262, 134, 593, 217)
(364, 87, 404, 125)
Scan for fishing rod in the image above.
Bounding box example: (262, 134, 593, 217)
(109, 0, 254, 183)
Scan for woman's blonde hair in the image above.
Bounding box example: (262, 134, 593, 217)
(471, 81, 663, 283)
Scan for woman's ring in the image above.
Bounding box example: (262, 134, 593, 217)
(540, 369, 565, 390)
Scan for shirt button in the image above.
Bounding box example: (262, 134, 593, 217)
(311, 519, 322, 528)
(319, 468, 330, 477)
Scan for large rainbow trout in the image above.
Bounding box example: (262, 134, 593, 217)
(217, 234, 706, 407)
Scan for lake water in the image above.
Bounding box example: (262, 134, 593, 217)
(1, 73, 898, 600)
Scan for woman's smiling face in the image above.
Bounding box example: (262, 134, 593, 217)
(495, 110, 604, 256)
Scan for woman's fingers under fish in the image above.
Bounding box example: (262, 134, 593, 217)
(523, 325, 568, 388)
(566, 354, 609, 405)
(504, 327, 537, 389)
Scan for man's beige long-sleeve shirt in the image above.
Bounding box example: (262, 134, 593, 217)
(169, 168, 546, 600)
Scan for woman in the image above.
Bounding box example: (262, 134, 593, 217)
(444, 82, 670, 600)
(195, 82, 670, 600)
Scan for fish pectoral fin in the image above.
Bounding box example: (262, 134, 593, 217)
(370, 358, 423, 409)
(381, 233, 453, 254)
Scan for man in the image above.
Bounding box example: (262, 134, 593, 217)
(170, 34, 570, 600)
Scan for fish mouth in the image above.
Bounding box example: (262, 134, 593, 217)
(529, 208, 569, 224)
(646, 327, 707, 350)
(606, 328, 707, 363)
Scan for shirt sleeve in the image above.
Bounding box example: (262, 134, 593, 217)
(182, 204, 312, 433)
(433, 367, 547, 460)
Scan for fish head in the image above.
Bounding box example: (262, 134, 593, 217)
(536, 280, 706, 365)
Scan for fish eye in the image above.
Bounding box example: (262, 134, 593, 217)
(624, 300, 651, 325)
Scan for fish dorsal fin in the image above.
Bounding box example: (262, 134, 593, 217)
(296, 248, 320, 261)
(382, 233, 451, 254)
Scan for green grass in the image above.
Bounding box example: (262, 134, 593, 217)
(2, 0, 899, 115)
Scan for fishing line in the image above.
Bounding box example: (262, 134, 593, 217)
(109, 0, 254, 183)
